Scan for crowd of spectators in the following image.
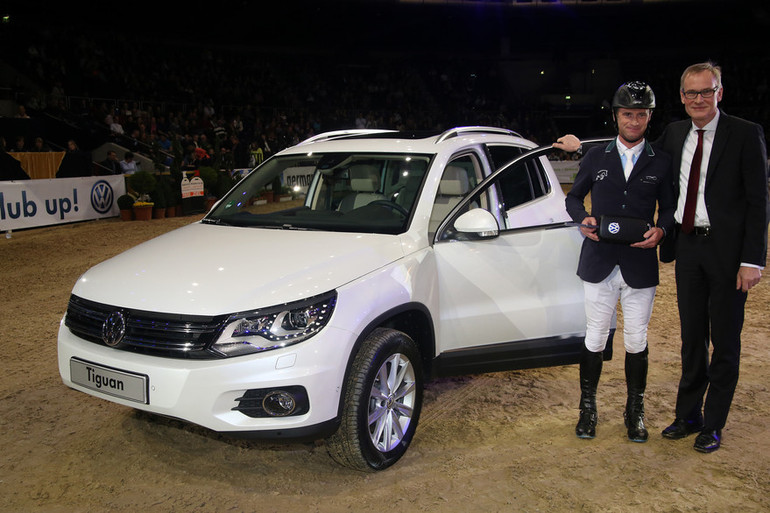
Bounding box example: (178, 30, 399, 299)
(3, 13, 770, 178)
(2, 19, 584, 173)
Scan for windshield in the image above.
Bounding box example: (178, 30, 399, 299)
(207, 152, 432, 234)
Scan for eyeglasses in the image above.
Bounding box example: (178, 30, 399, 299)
(681, 87, 719, 100)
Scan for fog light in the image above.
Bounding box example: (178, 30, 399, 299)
(262, 390, 297, 417)
(233, 386, 309, 418)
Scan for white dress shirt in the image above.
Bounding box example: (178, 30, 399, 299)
(674, 110, 720, 227)
(674, 111, 761, 269)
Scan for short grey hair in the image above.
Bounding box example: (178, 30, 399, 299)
(680, 61, 722, 90)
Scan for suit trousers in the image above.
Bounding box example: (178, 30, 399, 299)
(583, 265, 656, 354)
(674, 231, 747, 430)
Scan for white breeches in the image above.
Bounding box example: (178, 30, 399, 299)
(583, 266, 656, 354)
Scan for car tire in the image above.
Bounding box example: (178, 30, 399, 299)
(326, 327, 423, 472)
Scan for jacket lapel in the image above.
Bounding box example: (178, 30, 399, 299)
(705, 111, 729, 189)
(668, 121, 690, 195)
(603, 139, 627, 186)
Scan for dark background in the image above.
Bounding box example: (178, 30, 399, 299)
(1, 0, 768, 155)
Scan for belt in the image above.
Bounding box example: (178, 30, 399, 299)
(693, 226, 711, 236)
(676, 223, 712, 236)
(687, 225, 712, 236)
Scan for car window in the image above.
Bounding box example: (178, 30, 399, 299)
(428, 154, 485, 236)
(486, 144, 551, 210)
(486, 144, 524, 170)
(208, 152, 431, 235)
(436, 147, 559, 241)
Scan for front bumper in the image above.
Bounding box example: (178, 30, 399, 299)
(57, 319, 352, 437)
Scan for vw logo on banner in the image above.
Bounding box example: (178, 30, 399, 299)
(91, 180, 114, 214)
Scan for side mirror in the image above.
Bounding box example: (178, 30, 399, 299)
(453, 208, 499, 239)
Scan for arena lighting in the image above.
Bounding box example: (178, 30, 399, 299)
(396, 0, 691, 5)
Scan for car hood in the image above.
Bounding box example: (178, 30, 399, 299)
(72, 223, 405, 315)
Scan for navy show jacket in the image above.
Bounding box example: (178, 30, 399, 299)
(565, 138, 676, 289)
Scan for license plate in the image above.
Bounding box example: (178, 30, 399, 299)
(70, 358, 149, 404)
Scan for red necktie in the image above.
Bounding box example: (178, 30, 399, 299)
(681, 129, 704, 234)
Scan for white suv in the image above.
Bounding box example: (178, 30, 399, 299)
(58, 127, 598, 471)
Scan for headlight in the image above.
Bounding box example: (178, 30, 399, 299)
(211, 291, 337, 357)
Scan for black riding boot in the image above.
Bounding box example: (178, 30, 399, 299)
(624, 348, 649, 443)
(576, 347, 603, 439)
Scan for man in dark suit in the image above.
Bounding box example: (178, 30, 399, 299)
(565, 82, 676, 443)
(99, 150, 122, 175)
(656, 62, 768, 453)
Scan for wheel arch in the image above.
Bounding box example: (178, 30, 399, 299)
(334, 302, 435, 418)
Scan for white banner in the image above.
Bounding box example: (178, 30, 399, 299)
(550, 160, 580, 184)
(0, 176, 127, 231)
(282, 166, 316, 194)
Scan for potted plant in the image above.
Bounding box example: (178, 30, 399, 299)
(198, 166, 219, 210)
(117, 194, 135, 221)
(162, 177, 178, 217)
(269, 176, 282, 202)
(167, 170, 183, 217)
(253, 188, 269, 205)
(128, 171, 157, 221)
(151, 181, 167, 219)
(198, 166, 218, 196)
(277, 185, 293, 202)
(215, 171, 236, 199)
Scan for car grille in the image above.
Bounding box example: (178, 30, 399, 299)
(64, 295, 229, 359)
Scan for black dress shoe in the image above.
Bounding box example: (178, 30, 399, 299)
(694, 429, 721, 453)
(661, 418, 704, 439)
(693, 429, 722, 453)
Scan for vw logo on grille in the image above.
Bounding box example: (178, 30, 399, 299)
(608, 222, 620, 235)
(102, 311, 126, 347)
(91, 180, 114, 214)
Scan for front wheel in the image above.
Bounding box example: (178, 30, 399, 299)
(326, 328, 423, 471)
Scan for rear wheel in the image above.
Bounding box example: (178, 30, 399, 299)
(326, 328, 423, 471)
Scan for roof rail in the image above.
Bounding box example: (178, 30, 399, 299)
(297, 129, 397, 145)
(436, 126, 522, 144)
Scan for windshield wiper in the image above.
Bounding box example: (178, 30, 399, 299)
(204, 217, 320, 230)
(281, 224, 315, 231)
(201, 217, 231, 226)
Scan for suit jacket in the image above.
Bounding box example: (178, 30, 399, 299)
(566, 139, 675, 289)
(0, 152, 31, 181)
(100, 158, 122, 175)
(657, 111, 769, 272)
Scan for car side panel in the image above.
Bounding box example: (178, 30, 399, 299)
(432, 224, 586, 353)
